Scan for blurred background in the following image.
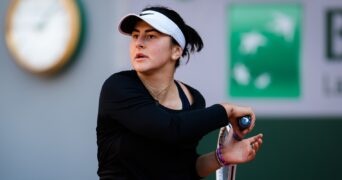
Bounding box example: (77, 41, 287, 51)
(1, 0, 342, 179)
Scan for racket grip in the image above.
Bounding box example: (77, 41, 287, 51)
(238, 116, 251, 130)
(233, 116, 251, 141)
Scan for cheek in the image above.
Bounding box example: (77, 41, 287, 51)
(152, 42, 172, 59)
(129, 43, 135, 60)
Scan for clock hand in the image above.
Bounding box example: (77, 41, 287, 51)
(35, 0, 60, 31)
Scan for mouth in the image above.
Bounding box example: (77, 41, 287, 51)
(135, 53, 148, 60)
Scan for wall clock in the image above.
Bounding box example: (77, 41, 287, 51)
(5, 0, 82, 75)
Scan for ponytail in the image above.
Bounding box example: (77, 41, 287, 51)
(182, 24, 203, 62)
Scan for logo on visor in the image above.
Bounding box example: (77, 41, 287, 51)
(140, 12, 153, 16)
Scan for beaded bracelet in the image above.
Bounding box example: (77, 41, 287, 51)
(215, 147, 229, 166)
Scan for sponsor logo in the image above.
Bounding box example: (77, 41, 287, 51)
(228, 4, 301, 98)
(326, 9, 342, 60)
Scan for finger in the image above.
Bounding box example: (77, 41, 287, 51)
(248, 133, 263, 143)
(247, 135, 261, 146)
(252, 137, 263, 152)
(250, 111, 256, 127)
(248, 148, 257, 161)
(233, 129, 244, 140)
(246, 106, 255, 122)
(257, 136, 263, 144)
(252, 142, 261, 152)
(241, 129, 249, 136)
(248, 115, 256, 132)
(250, 143, 255, 151)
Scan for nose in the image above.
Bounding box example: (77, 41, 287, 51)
(135, 35, 145, 49)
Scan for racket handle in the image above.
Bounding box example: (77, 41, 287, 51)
(238, 116, 251, 130)
(233, 116, 251, 141)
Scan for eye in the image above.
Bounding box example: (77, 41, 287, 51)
(131, 33, 139, 39)
(146, 34, 156, 40)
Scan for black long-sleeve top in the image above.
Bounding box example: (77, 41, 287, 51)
(96, 70, 228, 179)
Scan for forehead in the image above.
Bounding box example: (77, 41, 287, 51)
(133, 20, 161, 33)
(134, 21, 153, 29)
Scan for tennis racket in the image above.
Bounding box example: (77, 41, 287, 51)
(216, 116, 251, 180)
(215, 124, 237, 180)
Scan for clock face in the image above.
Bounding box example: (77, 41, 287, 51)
(5, 0, 81, 75)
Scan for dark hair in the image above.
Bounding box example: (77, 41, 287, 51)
(142, 6, 204, 67)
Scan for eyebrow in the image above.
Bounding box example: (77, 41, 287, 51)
(132, 28, 160, 34)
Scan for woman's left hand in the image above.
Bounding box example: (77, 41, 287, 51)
(220, 130, 263, 164)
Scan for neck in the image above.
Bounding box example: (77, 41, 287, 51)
(138, 71, 175, 102)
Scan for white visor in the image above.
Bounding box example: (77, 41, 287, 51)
(118, 10, 186, 49)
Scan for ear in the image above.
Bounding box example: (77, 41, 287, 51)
(171, 46, 183, 61)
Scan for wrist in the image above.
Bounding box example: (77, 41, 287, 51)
(215, 146, 229, 166)
(221, 103, 233, 118)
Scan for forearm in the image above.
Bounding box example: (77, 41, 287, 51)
(105, 102, 228, 143)
(196, 151, 221, 178)
(101, 73, 230, 143)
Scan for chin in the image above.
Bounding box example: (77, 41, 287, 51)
(132, 65, 150, 73)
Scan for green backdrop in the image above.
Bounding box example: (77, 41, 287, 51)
(198, 118, 342, 180)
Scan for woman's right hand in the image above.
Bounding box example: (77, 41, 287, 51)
(220, 103, 256, 139)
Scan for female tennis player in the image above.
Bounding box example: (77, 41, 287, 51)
(96, 5, 263, 180)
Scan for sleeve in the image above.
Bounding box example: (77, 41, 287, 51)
(98, 73, 228, 144)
